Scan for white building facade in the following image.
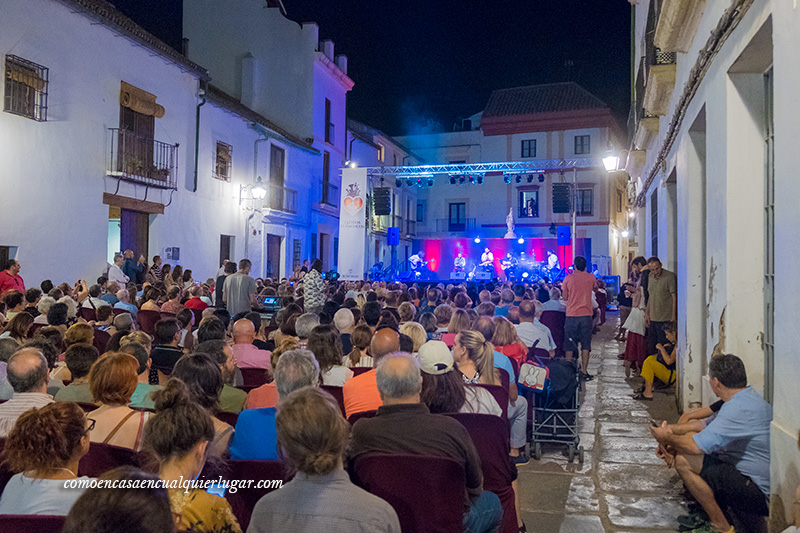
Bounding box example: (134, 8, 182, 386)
(626, 0, 800, 525)
(0, 0, 349, 285)
(395, 83, 630, 279)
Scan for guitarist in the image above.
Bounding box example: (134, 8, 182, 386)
(408, 251, 431, 274)
(500, 253, 518, 281)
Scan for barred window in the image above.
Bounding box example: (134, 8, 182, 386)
(574, 135, 591, 155)
(4, 55, 48, 121)
(214, 141, 232, 181)
(521, 139, 536, 158)
(577, 188, 594, 216)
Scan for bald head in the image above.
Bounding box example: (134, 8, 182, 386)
(370, 328, 400, 361)
(518, 300, 536, 322)
(376, 353, 421, 403)
(232, 318, 256, 344)
(7, 347, 49, 393)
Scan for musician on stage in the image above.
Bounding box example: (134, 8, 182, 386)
(480, 247, 494, 267)
(453, 251, 466, 273)
(547, 250, 560, 270)
(501, 253, 518, 282)
(408, 251, 427, 273)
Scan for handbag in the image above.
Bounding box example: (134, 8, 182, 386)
(518, 361, 549, 391)
(623, 306, 646, 336)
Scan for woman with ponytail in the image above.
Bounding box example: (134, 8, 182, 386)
(343, 324, 373, 368)
(248, 387, 400, 532)
(0, 402, 92, 515)
(142, 378, 241, 533)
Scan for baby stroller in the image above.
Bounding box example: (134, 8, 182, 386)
(524, 357, 584, 463)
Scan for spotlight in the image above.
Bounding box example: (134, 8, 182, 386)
(477, 175, 484, 184)
(474, 237, 481, 244)
(459, 176, 465, 185)
(504, 175, 511, 184)
(395, 179, 402, 188)
(427, 178, 434, 187)
(538, 173, 545, 183)
(549, 223, 557, 235)
(449, 176, 456, 185)
(522, 272, 529, 278)
(527, 175, 533, 183)
(621, 230, 630, 238)
(628, 211, 635, 219)
(349, 161, 357, 169)
(406, 178, 413, 186)
(517, 237, 524, 244)
(515, 175, 522, 184)
(469, 175, 475, 184)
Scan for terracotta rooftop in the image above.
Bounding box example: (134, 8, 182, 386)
(483, 82, 609, 118)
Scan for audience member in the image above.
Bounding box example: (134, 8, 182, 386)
(295, 312, 320, 348)
(399, 322, 426, 353)
(308, 324, 353, 386)
(119, 338, 158, 409)
(514, 300, 556, 356)
(148, 318, 183, 384)
(633, 321, 677, 401)
(23, 287, 42, 317)
(343, 324, 373, 369)
(0, 312, 33, 343)
(54, 343, 99, 402)
(562, 256, 597, 380)
(333, 308, 355, 353)
(231, 318, 271, 370)
(343, 327, 400, 418)
(192, 339, 246, 413)
(0, 347, 53, 436)
(249, 387, 401, 532)
(223, 258, 256, 317)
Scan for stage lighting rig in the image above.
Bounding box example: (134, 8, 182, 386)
(395, 179, 402, 188)
(474, 237, 481, 244)
(527, 175, 533, 183)
(449, 176, 456, 185)
(459, 175, 466, 185)
(477, 175, 484, 184)
(515, 175, 522, 184)
(538, 173, 545, 182)
(504, 175, 511, 184)
(427, 178, 434, 187)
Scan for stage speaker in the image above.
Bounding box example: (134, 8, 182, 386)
(552, 183, 571, 214)
(557, 226, 571, 245)
(398, 271, 412, 281)
(387, 227, 400, 246)
(475, 272, 491, 280)
(373, 187, 392, 216)
(449, 272, 466, 280)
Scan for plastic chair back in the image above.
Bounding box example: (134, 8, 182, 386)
(78, 307, 96, 321)
(136, 310, 161, 335)
(189, 308, 204, 328)
(215, 411, 239, 427)
(446, 413, 517, 533)
(0, 514, 66, 532)
(93, 329, 111, 354)
(539, 311, 565, 355)
(351, 454, 465, 533)
(78, 442, 139, 477)
(352, 367, 372, 376)
(27, 323, 45, 338)
(347, 409, 377, 425)
(112, 308, 129, 316)
(221, 460, 288, 531)
(319, 385, 345, 417)
(240, 368, 269, 388)
(74, 402, 98, 413)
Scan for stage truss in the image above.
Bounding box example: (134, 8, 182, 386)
(357, 158, 604, 180)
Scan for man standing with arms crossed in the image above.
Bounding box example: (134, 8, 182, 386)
(644, 256, 677, 357)
(223, 259, 257, 317)
(562, 256, 597, 380)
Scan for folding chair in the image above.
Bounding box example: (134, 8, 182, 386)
(0, 515, 66, 532)
(78, 442, 139, 477)
(319, 385, 345, 417)
(240, 368, 269, 388)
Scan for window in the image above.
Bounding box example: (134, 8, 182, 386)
(574, 135, 591, 155)
(393, 153, 397, 166)
(521, 140, 536, 158)
(293, 239, 302, 268)
(576, 188, 594, 216)
(650, 189, 658, 257)
(416, 201, 425, 222)
(322, 151, 331, 204)
(214, 141, 232, 181)
(616, 190, 624, 213)
(311, 233, 317, 259)
(269, 145, 285, 210)
(4, 55, 48, 121)
(333, 237, 339, 267)
(220, 235, 232, 266)
(518, 190, 539, 218)
(448, 202, 466, 232)
(324, 98, 334, 143)
(0, 247, 9, 270)
(377, 143, 385, 162)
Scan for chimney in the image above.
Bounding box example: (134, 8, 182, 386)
(335, 55, 348, 75)
(241, 52, 255, 108)
(320, 39, 334, 60)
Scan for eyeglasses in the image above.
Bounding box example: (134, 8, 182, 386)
(86, 418, 96, 434)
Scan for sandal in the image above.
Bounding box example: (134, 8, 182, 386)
(632, 392, 653, 401)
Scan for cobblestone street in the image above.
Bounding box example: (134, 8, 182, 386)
(518, 312, 690, 532)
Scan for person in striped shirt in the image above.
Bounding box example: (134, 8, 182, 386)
(0, 347, 53, 437)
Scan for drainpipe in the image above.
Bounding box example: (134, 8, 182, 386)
(245, 128, 270, 263)
(192, 85, 206, 193)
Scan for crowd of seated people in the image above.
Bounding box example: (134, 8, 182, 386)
(0, 255, 599, 533)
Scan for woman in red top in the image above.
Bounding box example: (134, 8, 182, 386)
(491, 316, 528, 366)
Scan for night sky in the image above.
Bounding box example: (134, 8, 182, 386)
(286, 0, 632, 135)
(108, 0, 632, 136)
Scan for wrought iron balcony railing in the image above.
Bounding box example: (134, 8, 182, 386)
(106, 128, 178, 190)
(436, 218, 477, 233)
(321, 181, 339, 207)
(266, 184, 297, 214)
(406, 220, 416, 236)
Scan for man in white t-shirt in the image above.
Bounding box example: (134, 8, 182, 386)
(514, 300, 555, 356)
(107, 253, 129, 285)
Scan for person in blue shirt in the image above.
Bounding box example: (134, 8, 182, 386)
(650, 354, 771, 533)
(229, 349, 320, 460)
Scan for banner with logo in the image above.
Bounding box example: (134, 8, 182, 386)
(337, 167, 367, 280)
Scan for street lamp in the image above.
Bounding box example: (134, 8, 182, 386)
(603, 153, 620, 172)
(251, 176, 267, 199)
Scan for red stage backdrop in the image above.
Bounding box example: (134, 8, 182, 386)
(413, 238, 590, 277)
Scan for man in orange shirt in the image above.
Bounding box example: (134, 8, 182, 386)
(343, 327, 400, 418)
(561, 256, 598, 380)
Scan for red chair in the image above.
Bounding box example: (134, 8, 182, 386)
(446, 413, 518, 533)
(352, 367, 372, 376)
(0, 439, 13, 496)
(216, 411, 239, 427)
(79, 307, 96, 321)
(351, 454, 465, 533)
(540, 311, 566, 356)
(497, 368, 510, 391)
(93, 329, 111, 354)
(526, 346, 551, 365)
(159, 311, 176, 320)
(112, 308, 129, 316)
(347, 409, 377, 425)
(137, 310, 161, 335)
(221, 460, 288, 530)
(508, 357, 520, 381)
(0, 515, 66, 532)
(188, 308, 204, 328)
(78, 442, 139, 477)
(320, 385, 345, 417)
(74, 402, 98, 413)
(240, 368, 269, 388)
(235, 385, 259, 395)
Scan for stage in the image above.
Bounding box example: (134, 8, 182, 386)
(384, 237, 592, 284)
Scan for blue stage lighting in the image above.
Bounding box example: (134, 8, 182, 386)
(522, 272, 529, 278)
(504, 175, 511, 184)
(427, 178, 434, 187)
(517, 237, 524, 244)
(477, 175, 484, 184)
(395, 179, 402, 187)
(474, 237, 481, 244)
(406, 178, 414, 186)
(538, 173, 545, 183)
(459, 175, 466, 185)
(449, 176, 456, 185)
(515, 175, 522, 184)
(527, 175, 533, 183)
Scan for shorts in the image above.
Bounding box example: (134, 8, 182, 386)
(564, 316, 593, 352)
(699, 454, 768, 516)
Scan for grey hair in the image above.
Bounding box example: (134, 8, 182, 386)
(37, 296, 56, 315)
(0, 338, 20, 363)
(113, 253, 123, 264)
(295, 313, 320, 340)
(376, 352, 421, 399)
(7, 347, 49, 393)
(549, 287, 561, 300)
(275, 349, 320, 399)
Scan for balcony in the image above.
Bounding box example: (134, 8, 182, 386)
(393, 215, 404, 231)
(655, 0, 706, 53)
(321, 181, 339, 207)
(436, 218, 477, 233)
(634, 116, 660, 149)
(642, 48, 677, 117)
(264, 184, 297, 214)
(406, 219, 416, 236)
(626, 150, 648, 180)
(106, 128, 178, 190)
